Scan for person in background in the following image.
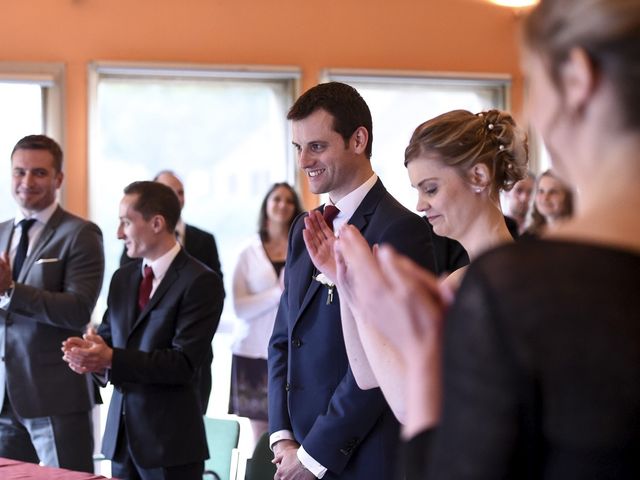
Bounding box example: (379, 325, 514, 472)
(524, 169, 573, 238)
(268, 81, 434, 480)
(501, 170, 535, 235)
(121, 169, 223, 414)
(332, 0, 640, 477)
(63, 181, 224, 480)
(230, 182, 303, 446)
(0, 134, 104, 472)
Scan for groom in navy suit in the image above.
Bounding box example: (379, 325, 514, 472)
(63, 181, 223, 480)
(268, 82, 435, 479)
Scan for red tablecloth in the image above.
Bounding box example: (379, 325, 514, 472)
(0, 457, 113, 479)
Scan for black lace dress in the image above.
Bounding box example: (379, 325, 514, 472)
(405, 240, 640, 479)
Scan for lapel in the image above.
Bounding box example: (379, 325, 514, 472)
(0, 220, 14, 256)
(128, 249, 186, 337)
(120, 262, 143, 342)
(18, 207, 64, 283)
(292, 180, 386, 328)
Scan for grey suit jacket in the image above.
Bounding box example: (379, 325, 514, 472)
(0, 206, 105, 418)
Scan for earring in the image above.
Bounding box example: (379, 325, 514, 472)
(474, 186, 484, 193)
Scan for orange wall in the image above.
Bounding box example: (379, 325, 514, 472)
(0, 0, 524, 216)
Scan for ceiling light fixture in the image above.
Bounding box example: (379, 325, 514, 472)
(487, 0, 538, 7)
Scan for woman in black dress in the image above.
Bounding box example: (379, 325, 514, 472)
(333, 0, 640, 478)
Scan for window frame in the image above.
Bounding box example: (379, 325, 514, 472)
(0, 61, 66, 200)
(87, 61, 301, 220)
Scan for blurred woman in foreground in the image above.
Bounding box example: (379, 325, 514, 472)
(333, 0, 640, 477)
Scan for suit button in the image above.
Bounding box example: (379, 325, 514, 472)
(291, 338, 302, 348)
(285, 382, 291, 392)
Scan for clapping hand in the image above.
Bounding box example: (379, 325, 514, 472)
(303, 210, 338, 284)
(62, 326, 113, 374)
(334, 225, 452, 366)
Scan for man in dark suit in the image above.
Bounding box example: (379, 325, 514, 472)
(120, 170, 223, 414)
(0, 135, 104, 472)
(268, 82, 435, 479)
(63, 181, 224, 480)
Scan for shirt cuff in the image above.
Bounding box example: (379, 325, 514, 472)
(298, 446, 327, 479)
(269, 430, 296, 450)
(0, 281, 15, 309)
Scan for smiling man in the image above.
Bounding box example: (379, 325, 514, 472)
(0, 134, 104, 472)
(268, 82, 435, 479)
(63, 181, 223, 480)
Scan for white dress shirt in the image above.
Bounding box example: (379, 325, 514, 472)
(142, 241, 181, 299)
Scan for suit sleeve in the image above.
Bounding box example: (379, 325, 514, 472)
(302, 212, 435, 473)
(207, 233, 223, 282)
(10, 221, 104, 330)
(109, 270, 223, 385)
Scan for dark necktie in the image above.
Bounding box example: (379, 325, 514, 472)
(137, 265, 154, 311)
(13, 218, 37, 281)
(323, 205, 340, 231)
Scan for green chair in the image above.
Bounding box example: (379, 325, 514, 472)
(244, 432, 277, 480)
(203, 416, 241, 480)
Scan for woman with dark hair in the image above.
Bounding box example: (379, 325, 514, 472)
(332, 0, 640, 478)
(524, 169, 574, 237)
(230, 182, 302, 443)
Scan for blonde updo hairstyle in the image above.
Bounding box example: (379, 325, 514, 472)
(524, 0, 640, 130)
(404, 109, 528, 194)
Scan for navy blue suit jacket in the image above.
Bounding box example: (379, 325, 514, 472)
(99, 249, 224, 469)
(268, 179, 435, 479)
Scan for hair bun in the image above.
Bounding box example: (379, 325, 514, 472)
(477, 109, 529, 191)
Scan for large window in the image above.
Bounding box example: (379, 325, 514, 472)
(0, 63, 64, 219)
(88, 63, 299, 417)
(326, 70, 510, 211)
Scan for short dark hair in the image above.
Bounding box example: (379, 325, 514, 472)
(123, 181, 181, 232)
(258, 182, 303, 243)
(287, 82, 373, 159)
(11, 135, 63, 172)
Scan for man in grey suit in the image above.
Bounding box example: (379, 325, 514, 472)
(0, 135, 105, 472)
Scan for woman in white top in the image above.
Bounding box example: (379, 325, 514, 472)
(230, 182, 302, 443)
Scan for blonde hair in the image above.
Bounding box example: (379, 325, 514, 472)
(404, 109, 528, 193)
(524, 0, 640, 129)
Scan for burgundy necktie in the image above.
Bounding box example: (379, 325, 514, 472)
(323, 205, 340, 231)
(137, 265, 154, 311)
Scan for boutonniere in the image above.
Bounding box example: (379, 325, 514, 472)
(314, 273, 335, 305)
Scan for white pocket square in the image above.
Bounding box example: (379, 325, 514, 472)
(35, 258, 60, 264)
